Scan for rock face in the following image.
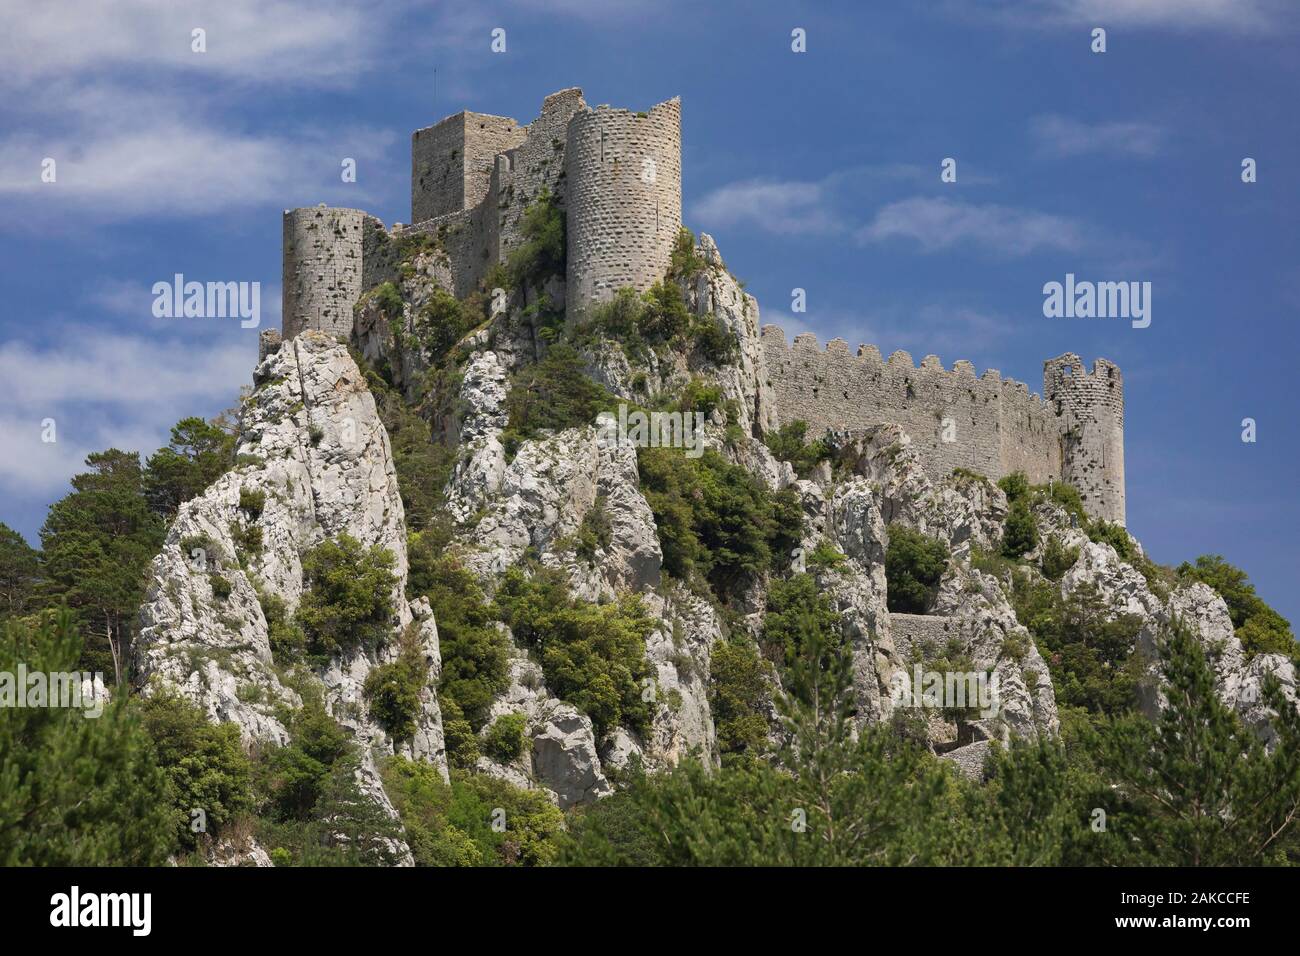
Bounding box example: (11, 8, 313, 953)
(134, 332, 448, 861)
(134, 231, 1296, 848)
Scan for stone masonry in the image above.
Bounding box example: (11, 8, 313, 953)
(280, 87, 1126, 525)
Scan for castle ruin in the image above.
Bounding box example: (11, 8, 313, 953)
(280, 87, 1126, 525)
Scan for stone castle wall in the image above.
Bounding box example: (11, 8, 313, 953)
(490, 88, 586, 275)
(761, 327, 1065, 487)
(565, 98, 682, 317)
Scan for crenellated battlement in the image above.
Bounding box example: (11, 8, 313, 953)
(761, 326, 1125, 522)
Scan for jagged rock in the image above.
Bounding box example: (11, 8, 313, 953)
(931, 565, 1059, 744)
(642, 587, 722, 767)
(133, 332, 447, 860)
(823, 477, 903, 725)
(205, 834, 274, 868)
(1142, 583, 1299, 746)
(529, 699, 611, 808)
(686, 237, 778, 439)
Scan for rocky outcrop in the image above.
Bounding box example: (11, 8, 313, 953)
(134, 332, 448, 860)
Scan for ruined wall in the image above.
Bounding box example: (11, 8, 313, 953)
(565, 97, 682, 317)
(760, 327, 1089, 500)
(1044, 354, 1125, 525)
(487, 88, 586, 275)
(411, 111, 526, 225)
(281, 206, 365, 340)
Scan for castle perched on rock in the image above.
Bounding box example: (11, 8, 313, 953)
(279, 87, 1126, 525)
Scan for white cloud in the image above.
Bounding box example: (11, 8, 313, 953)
(0, 87, 396, 220)
(0, 0, 385, 89)
(957, 0, 1295, 33)
(0, 331, 251, 494)
(1030, 115, 1168, 158)
(692, 178, 846, 236)
(859, 196, 1087, 256)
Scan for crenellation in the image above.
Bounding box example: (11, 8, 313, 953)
(761, 330, 1122, 522)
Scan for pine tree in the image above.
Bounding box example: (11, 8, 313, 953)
(1091, 616, 1300, 865)
(0, 611, 175, 865)
(39, 450, 164, 684)
(0, 522, 41, 622)
(142, 416, 236, 518)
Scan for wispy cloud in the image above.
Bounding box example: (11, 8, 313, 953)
(693, 178, 846, 236)
(858, 196, 1087, 256)
(953, 0, 1296, 33)
(1030, 115, 1168, 158)
(0, 0, 388, 89)
(692, 163, 999, 239)
(0, 331, 251, 494)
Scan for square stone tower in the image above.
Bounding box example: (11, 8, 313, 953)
(411, 111, 526, 223)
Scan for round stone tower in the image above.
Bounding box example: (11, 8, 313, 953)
(1044, 354, 1126, 526)
(281, 205, 366, 340)
(565, 97, 682, 317)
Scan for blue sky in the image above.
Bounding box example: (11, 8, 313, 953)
(1, 0, 1297, 625)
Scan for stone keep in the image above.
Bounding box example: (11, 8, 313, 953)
(279, 87, 1125, 525)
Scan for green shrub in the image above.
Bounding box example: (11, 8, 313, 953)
(1041, 534, 1079, 581)
(406, 544, 510, 729)
(294, 534, 397, 661)
(439, 698, 481, 771)
(997, 471, 1031, 505)
(637, 447, 801, 598)
(507, 188, 565, 290)
(1011, 577, 1143, 717)
(229, 520, 263, 561)
(574, 496, 613, 562)
(692, 313, 738, 366)
(381, 757, 564, 866)
(414, 287, 474, 364)
(762, 573, 846, 670)
(764, 420, 833, 479)
(0, 613, 177, 865)
(501, 344, 615, 457)
(1177, 555, 1296, 660)
(483, 712, 529, 763)
(138, 689, 253, 850)
(885, 525, 949, 614)
(709, 636, 773, 758)
(257, 694, 353, 822)
(1001, 502, 1039, 558)
(806, 540, 847, 572)
(209, 573, 232, 600)
(357, 355, 456, 532)
(495, 566, 655, 738)
(258, 589, 307, 663)
(1085, 518, 1134, 562)
(641, 280, 692, 342)
(668, 227, 706, 280)
(238, 486, 266, 521)
(363, 628, 427, 743)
